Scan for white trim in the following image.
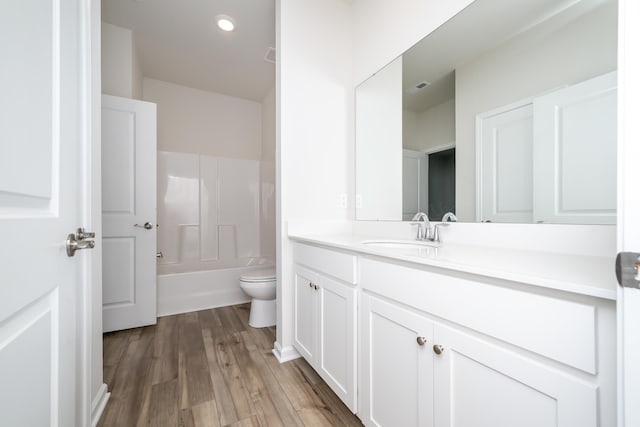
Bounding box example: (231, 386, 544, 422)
(423, 142, 455, 155)
(91, 383, 110, 427)
(272, 341, 301, 363)
(78, 0, 99, 425)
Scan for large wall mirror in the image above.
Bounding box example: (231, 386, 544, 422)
(355, 0, 618, 224)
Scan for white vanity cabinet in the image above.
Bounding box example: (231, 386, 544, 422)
(292, 243, 358, 411)
(359, 257, 615, 427)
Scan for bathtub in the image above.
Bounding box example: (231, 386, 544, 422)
(157, 257, 275, 317)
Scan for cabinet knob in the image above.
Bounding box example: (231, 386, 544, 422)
(314, 284, 319, 291)
(309, 282, 313, 289)
(433, 344, 444, 355)
(416, 336, 427, 346)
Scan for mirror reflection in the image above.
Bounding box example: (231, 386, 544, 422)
(355, 0, 618, 224)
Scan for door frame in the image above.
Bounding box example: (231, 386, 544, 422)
(78, 0, 103, 426)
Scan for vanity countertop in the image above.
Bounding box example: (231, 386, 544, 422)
(289, 232, 617, 300)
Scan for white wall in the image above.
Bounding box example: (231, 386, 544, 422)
(353, 0, 474, 85)
(101, 22, 142, 99)
(143, 78, 262, 159)
(261, 88, 276, 258)
(276, 0, 353, 359)
(403, 98, 455, 152)
(455, 3, 618, 221)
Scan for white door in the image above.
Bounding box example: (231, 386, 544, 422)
(293, 266, 317, 362)
(360, 295, 433, 427)
(476, 101, 534, 223)
(0, 1, 90, 425)
(317, 275, 357, 411)
(617, 0, 640, 424)
(102, 95, 157, 332)
(534, 71, 617, 224)
(433, 324, 597, 427)
(402, 149, 427, 220)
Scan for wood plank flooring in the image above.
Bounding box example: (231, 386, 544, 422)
(99, 304, 363, 427)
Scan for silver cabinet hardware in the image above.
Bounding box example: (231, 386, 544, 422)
(309, 282, 313, 289)
(66, 232, 95, 257)
(134, 222, 154, 230)
(433, 344, 444, 355)
(416, 336, 427, 346)
(616, 252, 640, 289)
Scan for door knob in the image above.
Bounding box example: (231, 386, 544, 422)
(75, 227, 95, 240)
(66, 233, 95, 257)
(134, 222, 153, 230)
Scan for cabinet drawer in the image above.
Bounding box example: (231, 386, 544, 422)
(293, 243, 357, 284)
(360, 258, 597, 374)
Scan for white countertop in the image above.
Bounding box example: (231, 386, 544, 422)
(289, 232, 618, 300)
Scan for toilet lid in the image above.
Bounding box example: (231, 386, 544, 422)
(240, 268, 276, 282)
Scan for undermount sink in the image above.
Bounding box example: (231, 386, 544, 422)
(361, 239, 439, 249)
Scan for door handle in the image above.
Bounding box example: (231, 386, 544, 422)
(66, 232, 95, 257)
(134, 222, 154, 230)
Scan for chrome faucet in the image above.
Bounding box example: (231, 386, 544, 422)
(442, 212, 457, 222)
(412, 212, 448, 243)
(411, 212, 432, 241)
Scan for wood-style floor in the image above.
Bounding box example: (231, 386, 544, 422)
(98, 304, 363, 427)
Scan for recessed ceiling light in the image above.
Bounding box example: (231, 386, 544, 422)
(216, 15, 235, 32)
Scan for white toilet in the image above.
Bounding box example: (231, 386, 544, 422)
(239, 267, 277, 328)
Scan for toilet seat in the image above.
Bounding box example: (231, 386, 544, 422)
(240, 268, 276, 283)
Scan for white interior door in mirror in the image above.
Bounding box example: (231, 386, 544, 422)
(477, 102, 533, 223)
(356, 57, 403, 220)
(534, 71, 617, 224)
(102, 95, 157, 332)
(402, 149, 428, 220)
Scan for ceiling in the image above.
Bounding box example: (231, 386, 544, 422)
(102, 0, 276, 102)
(401, 0, 613, 112)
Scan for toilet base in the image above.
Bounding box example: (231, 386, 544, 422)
(249, 299, 276, 328)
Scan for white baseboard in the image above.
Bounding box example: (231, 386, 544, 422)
(272, 341, 301, 363)
(91, 383, 110, 427)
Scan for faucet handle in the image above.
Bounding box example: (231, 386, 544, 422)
(432, 223, 450, 242)
(410, 221, 425, 240)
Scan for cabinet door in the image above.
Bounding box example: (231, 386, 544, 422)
(360, 295, 434, 427)
(293, 266, 317, 362)
(318, 275, 357, 411)
(433, 324, 598, 427)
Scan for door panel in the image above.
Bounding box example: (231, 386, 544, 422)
(361, 295, 433, 427)
(293, 266, 316, 361)
(434, 325, 597, 427)
(0, 0, 86, 424)
(477, 103, 533, 223)
(534, 71, 617, 224)
(102, 95, 157, 332)
(318, 276, 356, 411)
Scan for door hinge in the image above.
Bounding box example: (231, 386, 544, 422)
(616, 252, 640, 289)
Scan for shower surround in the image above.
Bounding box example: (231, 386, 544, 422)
(156, 150, 274, 315)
